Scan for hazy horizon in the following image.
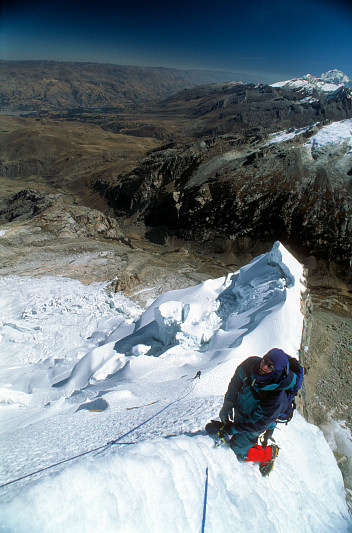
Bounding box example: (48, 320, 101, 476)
(1, 0, 352, 84)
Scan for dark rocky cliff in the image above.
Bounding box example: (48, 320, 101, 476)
(1, 73, 351, 270)
(95, 120, 352, 266)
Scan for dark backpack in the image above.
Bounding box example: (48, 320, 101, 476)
(277, 357, 304, 424)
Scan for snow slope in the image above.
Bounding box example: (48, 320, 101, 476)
(0, 242, 351, 532)
(305, 118, 352, 156)
(266, 123, 318, 145)
(265, 118, 352, 160)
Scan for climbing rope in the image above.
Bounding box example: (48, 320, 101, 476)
(201, 467, 209, 533)
(0, 441, 121, 489)
(0, 371, 201, 490)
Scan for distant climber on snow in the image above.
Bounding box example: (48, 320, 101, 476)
(212, 348, 303, 476)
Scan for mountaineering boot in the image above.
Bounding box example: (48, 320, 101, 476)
(205, 420, 232, 447)
(259, 444, 280, 477)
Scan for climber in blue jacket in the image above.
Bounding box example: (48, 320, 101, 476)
(219, 348, 303, 476)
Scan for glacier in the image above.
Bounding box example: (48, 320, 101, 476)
(0, 241, 351, 532)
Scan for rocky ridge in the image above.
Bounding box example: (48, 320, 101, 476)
(95, 118, 352, 269)
(120, 75, 352, 140)
(1, 76, 352, 270)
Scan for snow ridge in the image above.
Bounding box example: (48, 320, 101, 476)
(0, 242, 351, 532)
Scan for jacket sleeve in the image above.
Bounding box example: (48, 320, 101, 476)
(223, 363, 247, 406)
(219, 361, 250, 422)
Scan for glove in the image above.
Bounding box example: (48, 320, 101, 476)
(219, 399, 233, 425)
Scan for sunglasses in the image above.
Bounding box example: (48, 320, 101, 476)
(262, 356, 275, 371)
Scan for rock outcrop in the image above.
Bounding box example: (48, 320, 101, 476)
(0, 189, 126, 240)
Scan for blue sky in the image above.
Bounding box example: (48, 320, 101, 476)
(1, 0, 352, 82)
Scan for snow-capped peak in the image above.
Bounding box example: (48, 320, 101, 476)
(271, 69, 351, 94)
(321, 69, 351, 86)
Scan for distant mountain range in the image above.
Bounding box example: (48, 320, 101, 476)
(2, 60, 350, 116)
(0, 60, 261, 113)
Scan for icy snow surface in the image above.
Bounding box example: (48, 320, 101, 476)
(266, 123, 318, 145)
(267, 119, 352, 156)
(305, 118, 352, 155)
(0, 242, 351, 532)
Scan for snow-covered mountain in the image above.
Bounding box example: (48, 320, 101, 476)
(321, 69, 352, 87)
(271, 69, 352, 93)
(0, 242, 351, 532)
